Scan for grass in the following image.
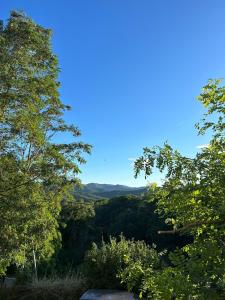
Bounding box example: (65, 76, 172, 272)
(0, 273, 87, 300)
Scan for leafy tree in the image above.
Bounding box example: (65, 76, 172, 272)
(0, 11, 91, 275)
(130, 79, 225, 298)
(58, 200, 96, 268)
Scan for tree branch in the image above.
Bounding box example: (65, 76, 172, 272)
(158, 219, 225, 235)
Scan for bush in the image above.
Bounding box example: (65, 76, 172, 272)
(3, 274, 87, 300)
(83, 235, 159, 289)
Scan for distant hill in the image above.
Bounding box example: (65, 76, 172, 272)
(74, 183, 147, 201)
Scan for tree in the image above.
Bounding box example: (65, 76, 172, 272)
(58, 200, 96, 268)
(128, 79, 225, 298)
(0, 11, 91, 275)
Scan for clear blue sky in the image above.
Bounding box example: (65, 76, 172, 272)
(2, 1, 225, 186)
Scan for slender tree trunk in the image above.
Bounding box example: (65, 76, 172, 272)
(32, 249, 38, 281)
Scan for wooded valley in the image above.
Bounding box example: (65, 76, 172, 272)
(0, 10, 225, 300)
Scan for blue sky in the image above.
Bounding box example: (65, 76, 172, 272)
(2, 1, 225, 186)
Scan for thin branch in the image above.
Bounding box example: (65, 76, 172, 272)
(158, 219, 225, 235)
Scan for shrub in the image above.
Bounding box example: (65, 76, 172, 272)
(83, 235, 159, 289)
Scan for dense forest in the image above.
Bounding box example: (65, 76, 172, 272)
(0, 11, 225, 300)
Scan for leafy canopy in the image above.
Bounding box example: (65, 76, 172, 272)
(129, 79, 225, 299)
(0, 11, 91, 275)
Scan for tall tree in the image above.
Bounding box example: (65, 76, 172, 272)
(132, 79, 225, 298)
(0, 11, 91, 275)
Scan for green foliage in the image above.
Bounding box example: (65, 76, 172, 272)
(127, 79, 225, 299)
(83, 235, 159, 290)
(0, 11, 91, 275)
(119, 250, 163, 297)
(58, 195, 187, 268)
(57, 200, 96, 269)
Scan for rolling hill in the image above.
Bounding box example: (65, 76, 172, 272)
(74, 183, 147, 201)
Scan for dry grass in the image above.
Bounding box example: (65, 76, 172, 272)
(2, 274, 87, 300)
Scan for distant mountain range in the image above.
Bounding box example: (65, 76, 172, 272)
(74, 183, 147, 201)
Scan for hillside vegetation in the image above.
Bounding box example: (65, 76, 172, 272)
(74, 183, 147, 200)
(0, 11, 225, 300)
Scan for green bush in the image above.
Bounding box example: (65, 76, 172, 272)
(83, 235, 159, 289)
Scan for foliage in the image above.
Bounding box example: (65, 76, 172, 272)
(58, 195, 188, 268)
(0, 11, 91, 275)
(57, 200, 96, 269)
(125, 79, 225, 299)
(119, 250, 166, 297)
(94, 195, 189, 249)
(83, 235, 159, 289)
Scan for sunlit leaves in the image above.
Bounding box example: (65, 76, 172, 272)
(129, 80, 225, 298)
(0, 11, 91, 275)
